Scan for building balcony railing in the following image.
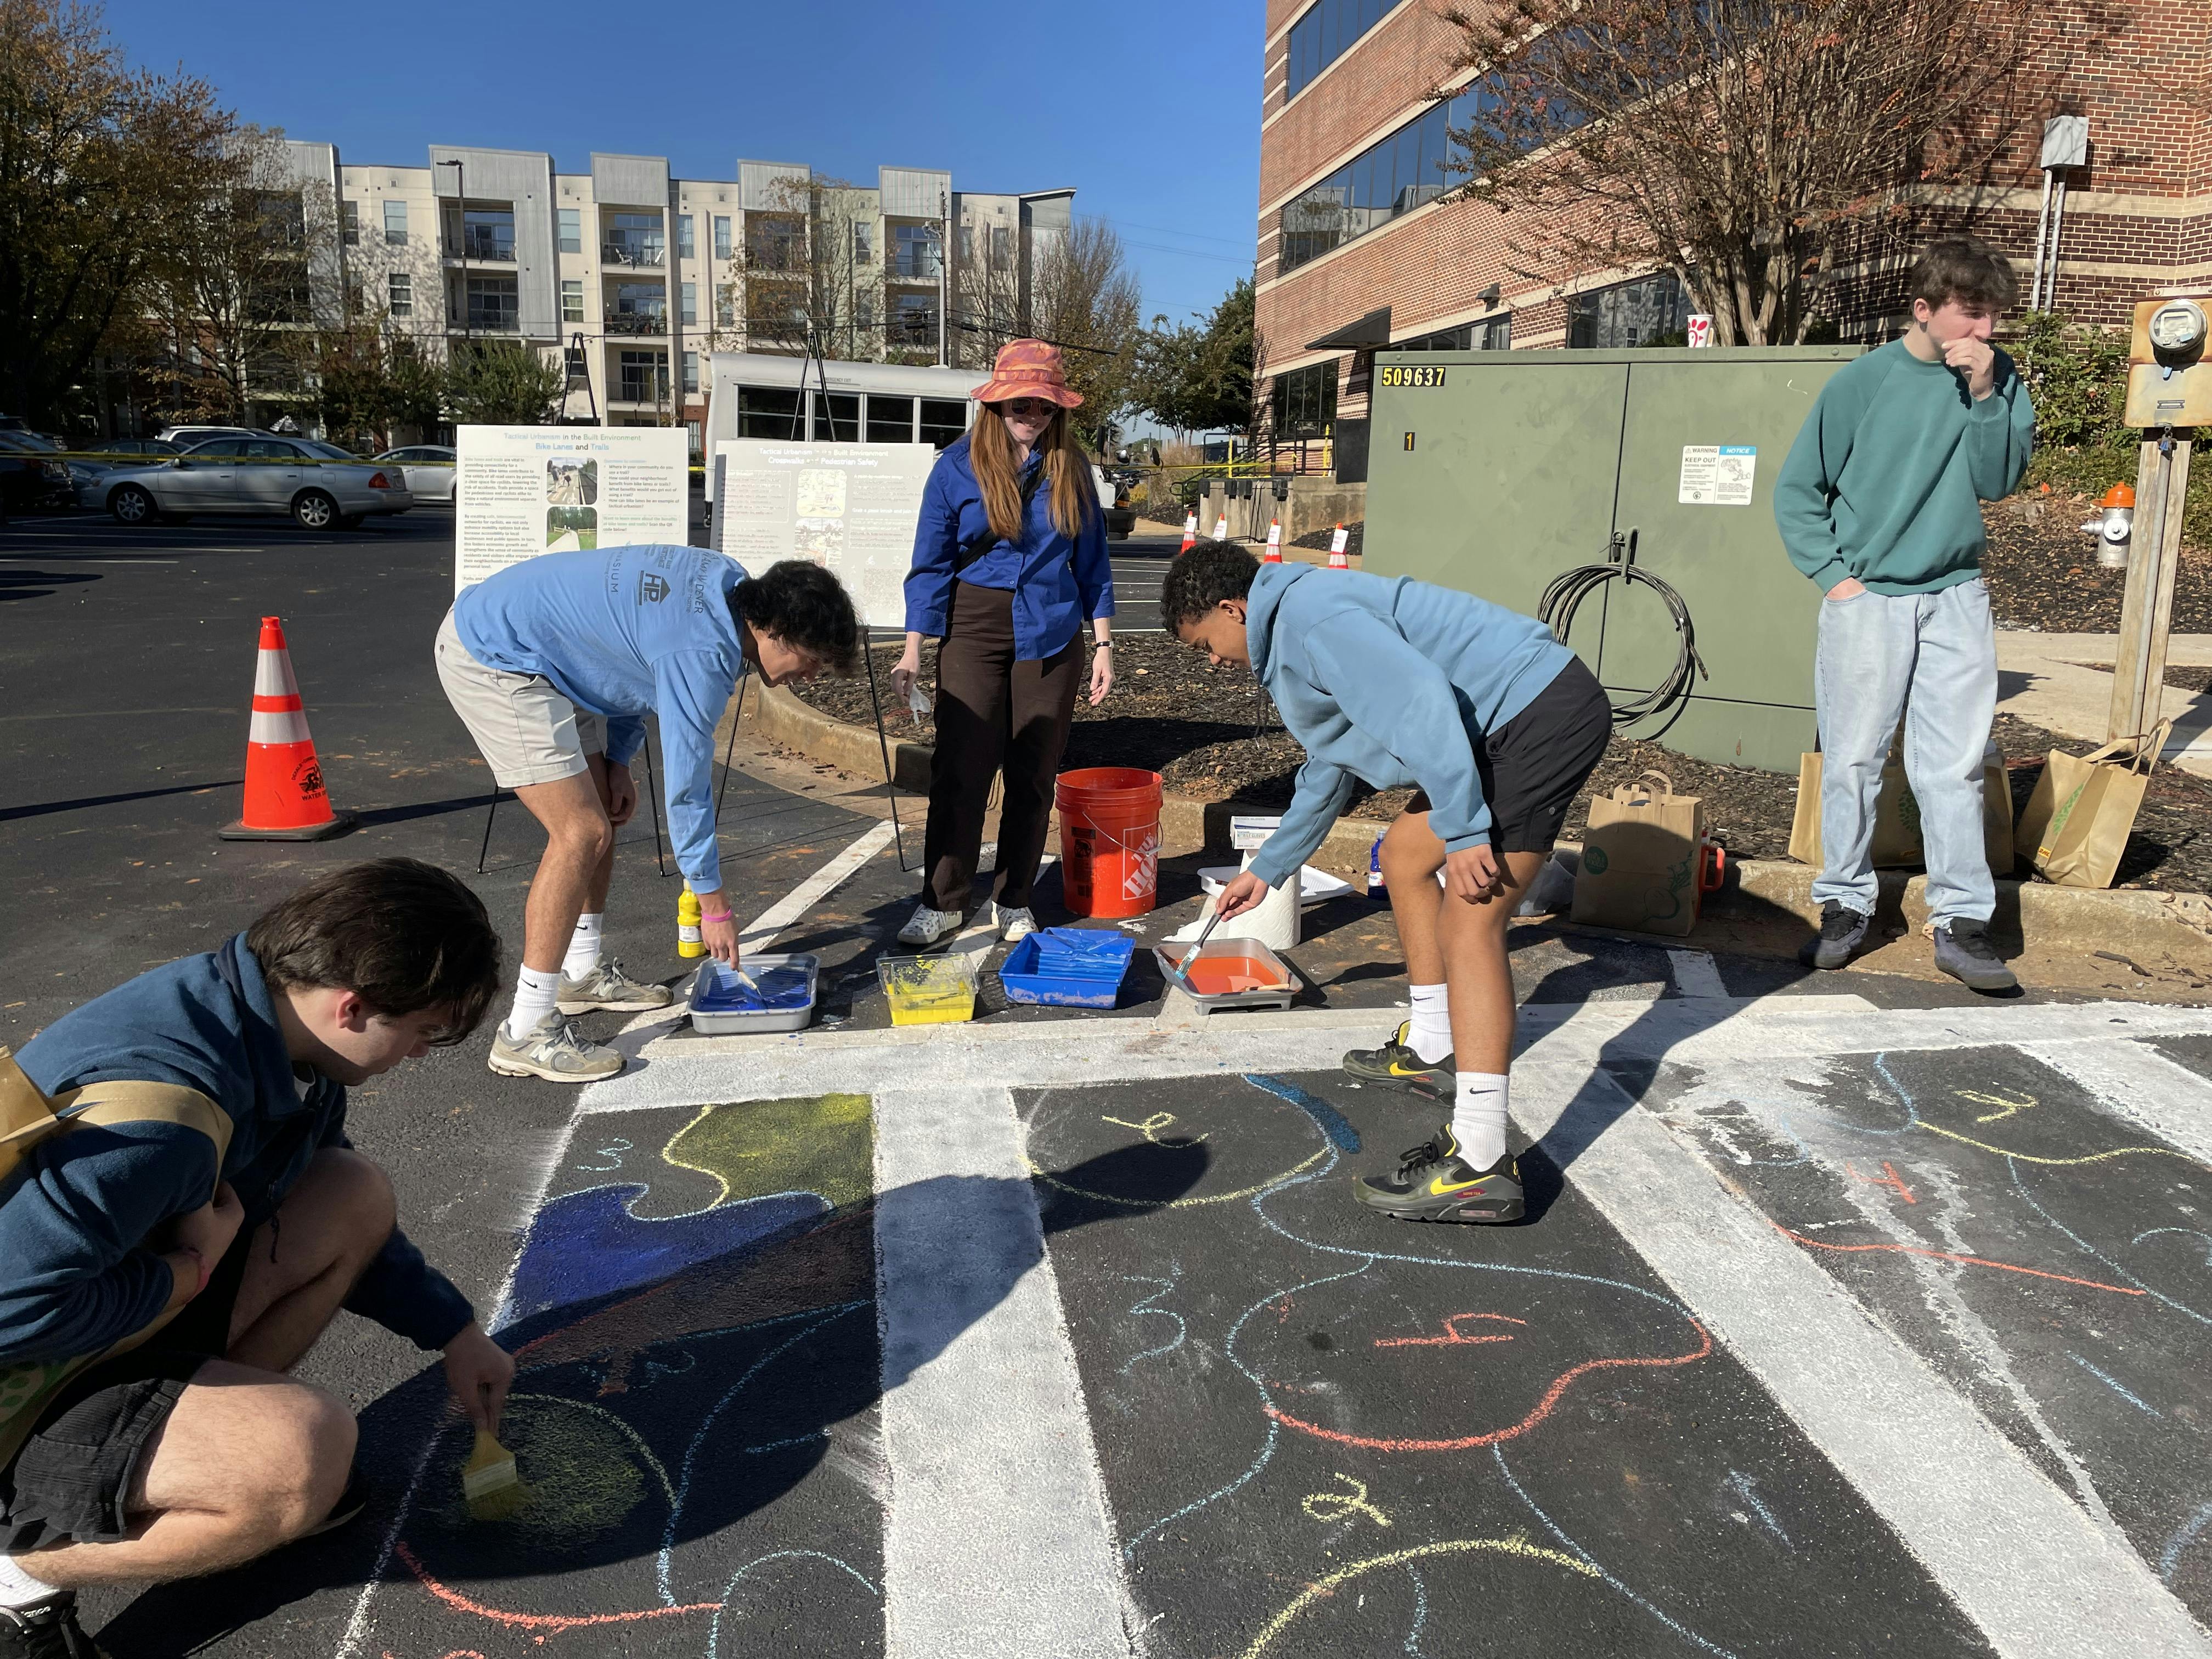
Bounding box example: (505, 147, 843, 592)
(446, 234, 515, 262)
(602, 242, 666, 267)
(458, 311, 521, 334)
(604, 311, 668, 336)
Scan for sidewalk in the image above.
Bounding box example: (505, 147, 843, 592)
(1997, 630, 2212, 778)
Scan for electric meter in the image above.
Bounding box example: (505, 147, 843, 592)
(2148, 299, 2208, 358)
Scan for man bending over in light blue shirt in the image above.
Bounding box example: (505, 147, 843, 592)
(436, 547, 857, 1083)
(1163, 543, 1613, 1224)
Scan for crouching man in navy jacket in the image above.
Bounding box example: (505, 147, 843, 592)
(0, 860, 509, 1656)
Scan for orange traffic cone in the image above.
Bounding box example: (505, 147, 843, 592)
(1263, 518, 1283, 563)
(1327, 524, 1351, 569)
(1212, 513, 1229, 540)
(219, 616, 355, 841)
(1179, 510, 1197, 554)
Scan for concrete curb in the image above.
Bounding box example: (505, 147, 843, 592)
(730, 682, 2212, 972)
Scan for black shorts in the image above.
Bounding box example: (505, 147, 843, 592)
(0, 1228, 248, 1552)
(1407, 655, 1612, 854)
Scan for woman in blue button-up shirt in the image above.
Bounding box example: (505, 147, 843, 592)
(889, 340, 1115, 945)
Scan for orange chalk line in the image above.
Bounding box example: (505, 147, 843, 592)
(1270, 1319, 1713, 1453)
(1771, 1222, 2145, 1296)
(1374, 1312, 1529, 1348)
(395, 1542, 721, 1633)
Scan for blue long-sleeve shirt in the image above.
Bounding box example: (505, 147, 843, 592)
(5, 935, 473, 1364)
(453, 544, 748, 891)
(903, 435, 1114, 659)
(1245, 564, 1575, 888)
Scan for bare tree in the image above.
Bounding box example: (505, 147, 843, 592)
(738, 173, 878, 360)
(1436, 0, 2100, 344)
(951, 218, 1023, 371)
(1025, 219, 1142, 451)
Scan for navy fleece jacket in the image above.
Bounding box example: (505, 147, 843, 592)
(1245, 564, 1575, 889)
(4, 936, 473, 1365)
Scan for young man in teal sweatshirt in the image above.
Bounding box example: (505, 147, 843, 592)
(1774, 239, 2036, 990)
(1163, 544, 1612, 1223)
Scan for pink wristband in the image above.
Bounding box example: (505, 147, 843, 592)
(700, 910, 734, 923)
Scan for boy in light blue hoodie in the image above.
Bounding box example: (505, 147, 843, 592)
(1161, 543, 1612, 1222)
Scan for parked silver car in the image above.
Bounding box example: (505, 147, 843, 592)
(369, 444, 456, 504)
(95, 437, 414, 528)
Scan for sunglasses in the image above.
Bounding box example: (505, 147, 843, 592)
(1002, 398, 1058, 417)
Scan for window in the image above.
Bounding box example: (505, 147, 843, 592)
(958, 225, 974, 264)
(1286, 0, 1406, 100)
(866, 394, 914, 443)
(618, 349, 668, 403)
(686, 419, 703, 457)
(918, 398, 967, 449)
(680, 281, 697, 325)
(561, 279, 584, 323)
(608, 281, 666, 332)
(682, 350, 699, 393)
(747, 215, 802, 273)
(387, 272, 413, 317)
(892, 223, 941, 280)
(1278, 78, 1514, 274)
(383, 199, 408, 245)
(810, 392, 859, 442)
(341, 200, 359, 246)
(1568, 274, 1689, 348)
(713, 215, 732, 259)
(605, 211, 664, 267)
(891, 292, 937, 347)
(855, 290, 875, 332)
(990, 224, 1011, 271)
(1398, 314, 1509, 351)
(563, 346, 588, 383)
(459, 206, 515, 262)
(853, 221, 873, 264)
(677, 214, 695, 259)
(1272, 361, 1337, 437)
(558, 207, 582, 254)
(465, 276, 520, 331)
(716, 283, 736, 326)
(736, 385, 802, 439)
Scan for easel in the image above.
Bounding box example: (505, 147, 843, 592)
(476, 733, 668, 876)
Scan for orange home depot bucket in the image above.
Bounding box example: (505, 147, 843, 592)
(1055, 767, 1164, 918)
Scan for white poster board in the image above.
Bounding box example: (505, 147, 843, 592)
(454, 426, 690, 594)
(713, 439, 935, 628)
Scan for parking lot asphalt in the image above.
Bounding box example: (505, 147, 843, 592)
(6, 505, 2212, 1658)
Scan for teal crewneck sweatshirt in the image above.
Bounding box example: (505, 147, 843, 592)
(1774, 338, 2036, 595)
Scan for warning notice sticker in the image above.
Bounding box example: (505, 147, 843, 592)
(1679, 444, 1757, 506)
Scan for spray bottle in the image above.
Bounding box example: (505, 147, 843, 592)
(676, 884, 706, 958)
(1369, 837, 1387, 899)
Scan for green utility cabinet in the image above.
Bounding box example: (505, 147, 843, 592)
(1364, 345, 1863, 773)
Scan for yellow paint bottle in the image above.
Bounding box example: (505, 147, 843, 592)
(677, 884, 705, 959)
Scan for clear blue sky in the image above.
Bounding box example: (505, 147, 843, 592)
(102, 0, 1262, 336)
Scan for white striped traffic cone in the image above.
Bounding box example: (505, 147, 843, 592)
(219, 615, 355, 841)
(1327, 524, 1351, 569)
(1263, 518, 1283, 563)
(1179, 510, 1197, 554)
(1212, 513, 1229, 540)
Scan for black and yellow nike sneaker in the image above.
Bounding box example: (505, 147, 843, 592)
(1342, 1020, 1454, 1102)
(1355, 1127, 1525, 1224)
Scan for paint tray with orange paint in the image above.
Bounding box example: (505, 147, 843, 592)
(1152, 937, 1302, 1013)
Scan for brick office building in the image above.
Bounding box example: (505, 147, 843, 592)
(1254, 0, 2212, 483)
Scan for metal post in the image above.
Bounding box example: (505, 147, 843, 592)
(2044, 174, 2070, 312)
(862, 634, 912, 870)
(2028, 171, 2055, 311)
(2108, 428, 2191, 747)
(938, 188, 950, 368)
(438, 159, 469, 353)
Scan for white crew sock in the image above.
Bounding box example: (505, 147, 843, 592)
(1406, 983, 1453, 1064)
(562, 912, 606, 979)
(504, 965, 562, 1042)
(1450, 1072, 1511, 1170)
(0, 1555, 59, 1610)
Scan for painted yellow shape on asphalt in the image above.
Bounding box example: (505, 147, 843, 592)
(661, 1094, 874, 1211)
(1242, 1537, 1600, 1657)
(1917, 1119, 2210, 1172)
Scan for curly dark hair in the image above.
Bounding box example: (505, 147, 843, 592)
(1908, 238, 2018, 315)
(1158, 540, 1260, 633)
(733, 560, 861, 676)
(246, 859, 502, 1043)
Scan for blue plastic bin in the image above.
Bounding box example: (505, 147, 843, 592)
(998, 928, 1136, 1009)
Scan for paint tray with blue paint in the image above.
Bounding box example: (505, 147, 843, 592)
(998, 927, 1136, 1008)
(687, 953, 819, 1035)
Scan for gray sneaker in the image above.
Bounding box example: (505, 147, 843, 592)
(1934, 918, 2018, 993)
(1808, 900, 1872, 970)
(488, 1012, 624, 1082)
(557, 955, 673, 1014)
(898, 903, 961, 945)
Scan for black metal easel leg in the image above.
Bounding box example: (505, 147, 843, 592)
(863, 634, 912, 871)
(715, 676, 746, 821)
(642, 730, 668, 877)
(476, 788, 501, 874)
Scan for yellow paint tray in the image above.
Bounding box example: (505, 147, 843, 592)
(877, 953, 980, 1025)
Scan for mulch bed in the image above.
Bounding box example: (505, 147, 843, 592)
(1984, 490, 2212, 634)
(793, 634, 2212, 893)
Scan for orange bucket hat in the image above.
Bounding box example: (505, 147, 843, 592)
(972, 338, 1084, 409)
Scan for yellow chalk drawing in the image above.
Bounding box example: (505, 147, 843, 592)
(1241, 1538, 1600, 1658)
(1955, 1088, 2036, 1124)
(661, 1094, 873, 1211)
(1301, 1472, 1391, 1529)
(428, 1394, 674, 1548)
(1028, 1146, 1327, 1209)
(1916, 1120, 2211, 1172)
(1102, 1112, 1207, 1146)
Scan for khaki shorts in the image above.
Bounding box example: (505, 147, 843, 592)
(435, 609, 606, 787)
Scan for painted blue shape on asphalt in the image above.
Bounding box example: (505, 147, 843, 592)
(1242, 1072, 1361, 1151)
(505, 1182, 828, 1322)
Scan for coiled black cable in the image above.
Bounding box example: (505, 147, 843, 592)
(1537, 531, 1708, 733)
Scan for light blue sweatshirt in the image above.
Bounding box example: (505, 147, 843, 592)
(1245, 564, 1575, 888)
(453, 545, 748, 891)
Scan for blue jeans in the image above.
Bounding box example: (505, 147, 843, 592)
(1813, 577, 1997, 926)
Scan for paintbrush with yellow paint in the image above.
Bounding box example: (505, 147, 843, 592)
(462, 1427, 525, 1521)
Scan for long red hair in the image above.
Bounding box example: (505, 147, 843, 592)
(969, 401, 1097, 543)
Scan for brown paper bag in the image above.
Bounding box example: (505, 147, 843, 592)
(2013, 721, 2170, 890)
(1789, 743, 2016, 875)
(1572, 769, 1706, 936)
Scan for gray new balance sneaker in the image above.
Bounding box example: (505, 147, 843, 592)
(488, 1012, 623, 1082)
(557, 955, 673, 1014)
(898, 903, 961, 945)
(1933, 918, 2019, 993)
